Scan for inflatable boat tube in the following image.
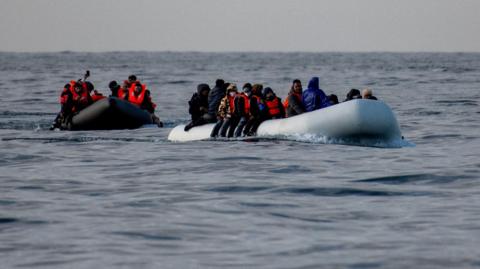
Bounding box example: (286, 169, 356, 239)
(67, 97, 153, 130)
(168, 100, 402, 143)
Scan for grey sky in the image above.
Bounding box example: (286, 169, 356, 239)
(1, 0, 479, 52)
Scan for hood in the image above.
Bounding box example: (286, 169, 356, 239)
(197, 83, 210, 95)
(307, 77, 319, 90)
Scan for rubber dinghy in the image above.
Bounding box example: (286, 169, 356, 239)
(168, 99, 403, 144)
(64, 97, 153, 130)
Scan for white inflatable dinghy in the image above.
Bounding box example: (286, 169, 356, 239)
(168, 99, 402, 144)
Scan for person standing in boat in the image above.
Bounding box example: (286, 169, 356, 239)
(263, 87, 285, 119)
(126, 82, 163, 127)
(284, 79, 305, 117)
(302, 77, 331, 112)
(184, 83, 211, 131)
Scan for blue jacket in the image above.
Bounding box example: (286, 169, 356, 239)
(302, 77, 330, 112)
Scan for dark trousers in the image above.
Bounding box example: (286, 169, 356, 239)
(220, 117, 239, 138)
(234, 116, 248, 137)
(243, 116, 263, 136)
(211, 119, 223, 137)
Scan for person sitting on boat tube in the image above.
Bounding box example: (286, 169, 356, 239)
(284, 79, 305, 117)
(85, 81, 105, 102)
(262, 87, 285, 120)
(184, 83, 211, 131)
(361, 88, 378, 100)
(211, 83, 238, 137)
(344, 88, 362, 101)
(204, 79, 226, 123)
(232, 83, 253, 137)
(302, 77, 331, 112)
(126, 82, 163, 127)
(51, 81, 94, 129)
(108, 80, 126, 99)
(242, 83, 266, 136)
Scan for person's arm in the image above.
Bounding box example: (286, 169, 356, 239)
(278, 97, 286, 118)
(188, 94, 199, 115)
(249, 98, 259, 118)
(235, 96, 245, 117)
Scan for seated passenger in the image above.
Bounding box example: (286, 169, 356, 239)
(344, 89, 361, 101)
(70, 81, 94, 113)
(204, 79, 226, 123)
(108, 80, 126, 98)
(302, 77, 330, 112)
(243, 84, 266, 136)
(126, 82, 163, 127)
(232, 83, 252, 137)
(328, 94, 339, 105)
(211, 83, 238, 137)
(184, 83, 211, 131)
(362, 88, 378, 100)
(263, 87, 285, 119)
(284, 79, 305, 117)
(85, 81, 105, 102)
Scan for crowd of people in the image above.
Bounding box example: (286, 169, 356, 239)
(185, 77, 377, 137)
(51, 73, 162, 129)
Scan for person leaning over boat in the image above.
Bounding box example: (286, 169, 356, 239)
(184, 83, 211, 131)
(284, 79, 305, 117)
(361, 88, 378, 100)
(232, 83, 253, 137)
(50, 81, 93, 129)
(262, 87, 285, 119)
(125, 82, 163, 127)
(302, 77, 331, 112)
(242, 83, 266, 136)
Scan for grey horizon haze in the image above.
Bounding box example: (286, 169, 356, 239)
(1, 0, 480, 52)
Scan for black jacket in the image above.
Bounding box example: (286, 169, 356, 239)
(188, 92, 209, 121)
(207, 85, 225, 117)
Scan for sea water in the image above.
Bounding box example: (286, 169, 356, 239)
(1, 52, 480, 268)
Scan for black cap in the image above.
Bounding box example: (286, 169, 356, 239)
(215, 79, 225, 87)
(108, 80, 119, 89)
(128, 75, 137, 82)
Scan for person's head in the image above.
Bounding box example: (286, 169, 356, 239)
(262, 87, 275, 101)
(197, 83, 210, 97)
(215, 79, 225, 87)
(362, 88, 373, 99)
(64, 84, 71, 90)
(292, 79, 302, 94)
(226, 83, 238, 97)
(346, 88, 361, 100)
(128, 75, 137, 83)
(242, 83, 252, 96)
(328, 94, 339, 104)
(134, 82, 143, 94)
(252, 84, 263, 96)
(109, 80, 119, 90)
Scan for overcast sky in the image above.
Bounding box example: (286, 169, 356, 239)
(1, 0, 479, 52)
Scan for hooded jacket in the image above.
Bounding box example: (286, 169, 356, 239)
(207, 82, 226, 117)
(188, 84, 210, 120)
(302, 77, 330, 112)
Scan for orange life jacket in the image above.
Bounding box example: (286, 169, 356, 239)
(118, 87, 126, 99)
(91, 92, 105, 102)
(283, 92, 302, 109)
(266, 97, 282, 117)
(68, 81, 90, 111)
(235, 93, 250, 115)
(228, 96, 235, 114)
(128, 84, 147, 106)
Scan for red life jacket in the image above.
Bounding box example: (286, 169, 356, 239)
(228, 96, 235, 114)
(266, 97, 282, 117)
(91, 92, 105, 102)
(68, 81, 90, 112)
(118, 87, 126, 99)
(128, 84, 147, 106)
(235, 93, 250, 115)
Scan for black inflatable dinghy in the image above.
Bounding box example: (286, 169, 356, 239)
(63, 97, 153, 130)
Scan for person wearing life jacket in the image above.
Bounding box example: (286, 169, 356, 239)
(108, 80, 126, 99)
(262, 87, 285, 119)
(302, 77, 331, 112)
(85, 81, 106, 102)
(232, 83, 253, 137)
(184, 83, 211, 131)
(69, 81, 93, 113)
(126, 82, 163, 127)
(210, 83, 237, 137)
(242, 83, 267, 136)
(50, 83, 73, 130)
(284, 79, 305, 117)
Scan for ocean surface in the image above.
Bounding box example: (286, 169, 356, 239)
(1, 52, 480, 268)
